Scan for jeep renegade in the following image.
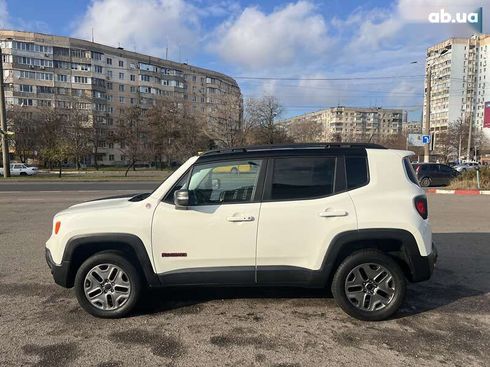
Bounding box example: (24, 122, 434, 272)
(45, 143, 437, 321)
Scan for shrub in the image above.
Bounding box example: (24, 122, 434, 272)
(448, 167, 490, 190)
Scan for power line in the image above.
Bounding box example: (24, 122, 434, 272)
(233, 75, 426, 81)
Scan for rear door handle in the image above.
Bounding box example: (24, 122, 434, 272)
(227, 216, 255, 222)
(319, 210, 348, 217)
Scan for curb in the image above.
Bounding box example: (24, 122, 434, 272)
(425, 188, 490, 195)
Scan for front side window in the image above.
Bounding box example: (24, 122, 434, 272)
(187, 160, 262, 205)
(271, 157, 336, 201)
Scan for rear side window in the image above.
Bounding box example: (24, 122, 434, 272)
(403, 157, 419, 185)
(345, 157, 368, 189)
(271, 157, 336, 200)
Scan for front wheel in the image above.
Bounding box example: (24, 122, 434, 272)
(332, 250, 406, 321)
(74, 251, 142, 318)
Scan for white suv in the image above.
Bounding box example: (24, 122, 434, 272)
(45, 144, 437, 321)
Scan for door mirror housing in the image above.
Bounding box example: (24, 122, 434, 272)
(174, 189, 189, 209)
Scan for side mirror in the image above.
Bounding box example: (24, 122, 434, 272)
(174, 189, 189, 209)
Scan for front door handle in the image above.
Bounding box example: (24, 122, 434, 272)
(227, 216, 255, 222)
(319, 210, 348, 217)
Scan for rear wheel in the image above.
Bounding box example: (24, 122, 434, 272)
(420, 177, 431, 187)
(332, 250, 406, 321)
(20, 172, 27, 176)
(230, 167, 239, 174)
(74, 251, 142, 318)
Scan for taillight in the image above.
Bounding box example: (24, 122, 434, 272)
(414, 196, 428, 219)
(54, 221, 61, 234)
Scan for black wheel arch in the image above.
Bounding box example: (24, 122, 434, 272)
(60, 233, 160, 288)
(320, 229, 432, 286)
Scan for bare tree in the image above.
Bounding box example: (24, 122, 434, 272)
(286, 119, 324, 143)
(6, 105, 38, 163)
(113, 106, 150, 176)
(65, 103, 92, 169)
(36, 107, 73, 177)
(203, 93, 243, 148)
(244, 96, 291, 145)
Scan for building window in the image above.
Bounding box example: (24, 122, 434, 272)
(94, 65, 103, 73)
(119, 84, 125, 92)
(130, 98, 135, 104)
(19, 85, 33, 93)
(107, 82, 113, 90)
(118, 60, 124, 67)
(106, 58, 112, 65)
(108, 154, 114, 161)
(130, 74, 135, 81)
(107, 70, 113, 78)
(119, 96, 125, 103)
(73, 76, 89, 84)
(119, 72, 124, 80)
(140, 74, 150, 82)
(130, 86, 136, 93)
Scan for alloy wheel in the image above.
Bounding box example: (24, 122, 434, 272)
(83, 263, 131, 311)
(344, 263, 396, 312)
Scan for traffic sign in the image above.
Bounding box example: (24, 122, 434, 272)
(422, 135, 431, 144)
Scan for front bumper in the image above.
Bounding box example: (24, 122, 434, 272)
(45, 248, 72, 288)
(410, 243, 438, 282)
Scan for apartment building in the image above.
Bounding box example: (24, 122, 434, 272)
(0, 30, 242, 165)
(424, 34, 490, 145)
(402, 121, 422, 135)
(283, 106, 406, 142)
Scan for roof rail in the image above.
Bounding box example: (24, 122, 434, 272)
(200, 142, 386, 156)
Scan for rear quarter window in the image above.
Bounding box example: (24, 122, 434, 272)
(404, 157, 420, 186)
(345, 156, 368, 190)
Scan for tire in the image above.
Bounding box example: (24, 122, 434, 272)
(230, 167, 239, 174)
(331, 250, 406, 321)
(420, 177, 431, 187)
(74, 251, 142, 318)
(20, 172, 27, 176)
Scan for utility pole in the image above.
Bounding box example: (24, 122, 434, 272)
(424, 67, 431, 163)
(466, 112, 472, 161)
(0, 46, 10, 178)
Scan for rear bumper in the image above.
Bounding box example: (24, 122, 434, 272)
(45, 248, 72, 288)
(410, 243, 438, 282)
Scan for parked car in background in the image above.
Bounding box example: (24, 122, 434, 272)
(412, 163, 459, 187)
(454, 162, 480, 172)
(0, 163, 39, 176)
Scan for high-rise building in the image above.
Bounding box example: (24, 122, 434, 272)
(0, 30, 242, 165)
(283, 106, 406, 142)
(424, 35, 490, 145)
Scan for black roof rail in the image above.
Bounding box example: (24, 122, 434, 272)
(200, 142, 386, 156)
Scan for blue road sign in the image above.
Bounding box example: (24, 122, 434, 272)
(422, 135, 431, 144)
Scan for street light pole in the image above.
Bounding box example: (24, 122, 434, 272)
(424, 67, 431, 163)
(0, 45, 10, 178)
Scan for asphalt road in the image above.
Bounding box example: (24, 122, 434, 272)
(0, 191, 488, 366)
(0, 181, 161, 192)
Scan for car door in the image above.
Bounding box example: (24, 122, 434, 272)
(11, 164, 21, 176)
(151, 158, 265, 285)
(256, 155, 357, 285)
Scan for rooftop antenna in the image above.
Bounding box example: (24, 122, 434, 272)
(91, 28, 94, 43)
(165, 38, 169, 60)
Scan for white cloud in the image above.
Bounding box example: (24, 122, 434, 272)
(73, 0, 201, 60)
(210, 1, 330, 70)
(0, 0, 10, 28)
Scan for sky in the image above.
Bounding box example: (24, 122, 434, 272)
(1, 0, 489, 120)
